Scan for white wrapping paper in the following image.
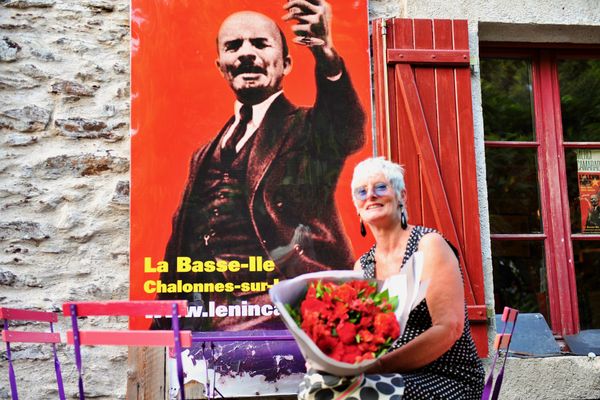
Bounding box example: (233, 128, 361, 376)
(269, 252, 428, 376)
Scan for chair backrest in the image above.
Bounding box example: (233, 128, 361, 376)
(62, 300, 192, 400)
(482, 307, 519, 400)
(1, 307, 66, 400)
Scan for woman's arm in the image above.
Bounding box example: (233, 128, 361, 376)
(367, 233, 465, 373)
(353, 258, 362, 272)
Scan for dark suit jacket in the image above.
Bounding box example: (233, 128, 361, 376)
(156, 63, 365, 328)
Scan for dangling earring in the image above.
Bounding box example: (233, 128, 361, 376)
(360, 219, 367, 237)
(400, 204, 408, 230)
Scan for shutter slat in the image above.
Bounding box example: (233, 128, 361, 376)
(434, 20, 465, 261)
(413, 19, 437, 227)
(393, 20, 423, 224)
(454, 20, 486, 303)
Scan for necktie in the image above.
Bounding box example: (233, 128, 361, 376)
(222, 104, 252, 164)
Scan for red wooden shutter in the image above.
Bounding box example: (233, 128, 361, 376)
(373, 18, 488, 356)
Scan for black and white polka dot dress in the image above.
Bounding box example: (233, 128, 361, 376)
(359, 226, 485, 400)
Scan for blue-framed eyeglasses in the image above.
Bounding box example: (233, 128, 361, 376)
(353, 182, 391, 201)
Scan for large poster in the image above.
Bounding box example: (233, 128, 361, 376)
(577, 149, 600, 233)
(131, 0, 372, 396)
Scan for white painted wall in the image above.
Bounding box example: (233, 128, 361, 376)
(401, 0, 600, 26)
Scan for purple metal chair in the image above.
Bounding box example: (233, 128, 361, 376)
(482, 307, 519, 400)
(1, 307, 66, 400)
(63, 300, 192, 400)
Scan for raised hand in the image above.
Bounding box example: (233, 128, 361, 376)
(283, 0, 332, 48)
(282, 0, 341, 76)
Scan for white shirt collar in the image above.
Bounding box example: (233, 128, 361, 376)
(221, 90, 283, 151)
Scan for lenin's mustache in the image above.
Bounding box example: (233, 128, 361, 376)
(232, 63, 266, 77)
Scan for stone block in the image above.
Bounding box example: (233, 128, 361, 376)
(53, 117, 124, 141)
(86, 0, 114, 13)
(36, 153, 129, 179)
(0, 74, 39, 90)
(30, 47, 60, 62)
(18, 64, 52, 80)
(5, 133, 38, 146)
(112, 180, 129, 205)
(3, 0, 55, 8)
(50, 80, 97, 96)
(0, 37, 21, 61)
(0, 105, 50, 132)
(0, 221, 50, 244)
(0, 269, 17, 286)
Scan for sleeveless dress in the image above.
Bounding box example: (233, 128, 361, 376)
(298, 226, 484, 400)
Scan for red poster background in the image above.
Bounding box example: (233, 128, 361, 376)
(130, 0, 373, 329)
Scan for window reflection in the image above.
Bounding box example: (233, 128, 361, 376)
(486, 147, 542, 234)
(492, 241, 549, 324)
(558, 60, 600, 142)
(481, 58, 535, 141)
(573, 242, 600, 329)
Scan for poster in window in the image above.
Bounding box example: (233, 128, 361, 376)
(130, 0, 372, 396)
(576, 149, 600, 233)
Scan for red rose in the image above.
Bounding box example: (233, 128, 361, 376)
(316, 333, 339, 353)
(374, 312, 400, 339)
(333, 283, 358, 303)
(336, 320, 358, 345)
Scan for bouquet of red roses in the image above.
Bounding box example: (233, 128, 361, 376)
(271, 258, 427, 376)
(286, 279, 400, 364)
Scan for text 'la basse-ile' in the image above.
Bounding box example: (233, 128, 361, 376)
(144, 256, 276, 273)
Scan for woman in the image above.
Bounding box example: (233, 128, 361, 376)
(299, 157, 484, 399)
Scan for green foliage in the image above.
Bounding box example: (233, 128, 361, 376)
(480, 58, 535, 141)
(375, 337, 395, 357)
(285, 303, 302, 326)
(558, 59, 600, 142)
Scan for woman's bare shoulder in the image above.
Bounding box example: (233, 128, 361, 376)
(417, 230, 448, 252)
(417, 230, 459, 274)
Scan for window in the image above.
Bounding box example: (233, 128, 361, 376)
(481, 46, 600, 335)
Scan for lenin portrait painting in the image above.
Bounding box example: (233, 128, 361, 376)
(131, 0, 372, 333)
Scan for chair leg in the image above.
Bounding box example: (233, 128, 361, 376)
(50, 321, 66, 400)
(4, 320, 19, 400)
(5, 346, 19, 400)
(171, 304, 185, 400)
(70, 304, 86, 400)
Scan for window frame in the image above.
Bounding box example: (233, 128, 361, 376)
(480, 43, 600, 335)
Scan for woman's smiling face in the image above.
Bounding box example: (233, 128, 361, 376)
(353, 172, 401, 226)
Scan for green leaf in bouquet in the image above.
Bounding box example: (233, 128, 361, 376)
(375, 337, 396, 357)
(388, 294, 399, 311)
(355, 334, 361, 343)
(314, 280, 331, 298)
(348, 310, 361, 324)
(373, 288, 390, 305)
(285, 303, 302, 326)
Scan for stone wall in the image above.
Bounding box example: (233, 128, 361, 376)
(1, 0, 130, 398)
